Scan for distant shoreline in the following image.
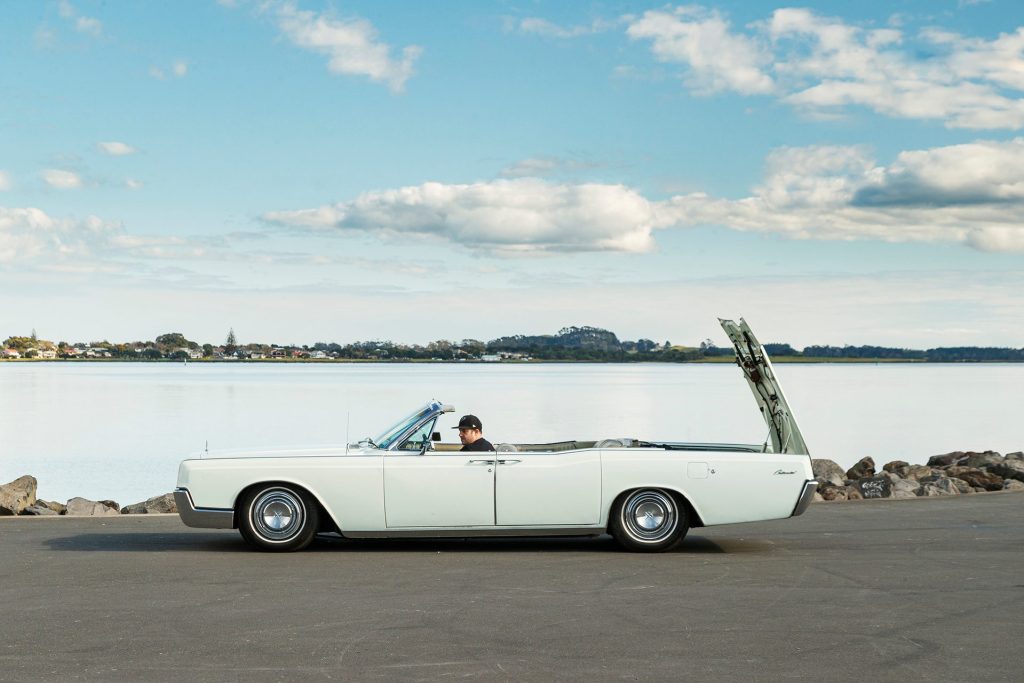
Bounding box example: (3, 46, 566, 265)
(2, 357, 1021, 365)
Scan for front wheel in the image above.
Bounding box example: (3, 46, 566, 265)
(238, 485, 319, 552)
(611, 488, 689, 552)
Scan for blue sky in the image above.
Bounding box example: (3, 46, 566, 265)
(2, 0, 1024, 347)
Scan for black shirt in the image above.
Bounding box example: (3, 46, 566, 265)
(461, 438, 495, 452)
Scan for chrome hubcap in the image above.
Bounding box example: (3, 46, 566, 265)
(251, 489, 304, 541)
(622, 490, 677, 543)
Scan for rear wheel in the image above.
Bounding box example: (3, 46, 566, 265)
(611, 488, 689, 552)
(238, 485, 319, 552)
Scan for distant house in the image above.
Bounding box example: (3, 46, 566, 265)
(249, 352, 265, 360)
(188, 349, 203, 360)
(270, 348, 287, 358)
(481, 354, 501, 362)
(39, 349, 57, 359)
(2, 349, 20, 359)
(309, 350, 327, 359)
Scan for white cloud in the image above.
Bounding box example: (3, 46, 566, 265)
(263, 179, 671, 254)
(516, 17, 613, 39)
(97, 141, 138, 156)
(0, 207, 119, 263)
(0, 171, 10, 191)
(172, 60, 188, 78)
(626, 7, 774, 95)
(271, 1, 421, 93)
(626, 6, 1024, 129)
(41, 169, 83, 189)
(149, 61, 188, 80)
(125, 178, 144, 190)
(667, 139, 1024, 252)
(58, 1, 102, 37)
(499, 156, 602, 178)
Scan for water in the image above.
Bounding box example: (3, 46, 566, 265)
(1, 362, 1021, 504)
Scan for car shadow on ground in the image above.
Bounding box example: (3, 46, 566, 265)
(43, 531, 765, 554)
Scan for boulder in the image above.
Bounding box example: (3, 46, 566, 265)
(855, 475, 892, 499)
(987, 460, 1024, 483)
(879, 471, 903, 484)
(845, 486, 864, 500)
(35, 499, 66, 514)
(1004, 480, 1024, 491)
(812, 492, 824, 502)
(948, 478, 972, 494)
(121, 493, 177, 514)
(64, 497, 121, 517)
(21, 505, 58, 516)
(1006, 452, 1023, 461)
(0, 475, 38, 515)
(927, 452, 970, 468)
(819, 486, 848, 501)
(905, 465, 935, 481)
(945, 466, 1004, 491)
(965, 451, 1004, 469)
(891, 479, 920, 499)
(846, 457, 876, 480)
(99, 500, 120, 512)
(883, 460, 911, 478)
(812, 459, 847, 488)
(918, 476, 961, 496)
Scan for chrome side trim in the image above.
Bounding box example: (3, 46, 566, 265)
(174, 488, 235, 529)
(343, 526, 605, 539)
(791, 480, 818, 517)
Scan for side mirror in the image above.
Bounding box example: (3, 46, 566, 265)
(431, 432, 442, 442)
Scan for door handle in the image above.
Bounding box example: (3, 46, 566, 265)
(467, 459, 496, 465)
(497, 459, 521, 465)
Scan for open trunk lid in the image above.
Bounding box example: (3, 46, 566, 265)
(720, 318, 810, 455)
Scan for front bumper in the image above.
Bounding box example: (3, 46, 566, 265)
(174, 488, 235, 529)
(790, 480, 818, 517)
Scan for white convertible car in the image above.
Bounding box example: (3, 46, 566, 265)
(175, 319, 817, 552)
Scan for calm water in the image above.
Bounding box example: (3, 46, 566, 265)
(1, 362, 1021, 504)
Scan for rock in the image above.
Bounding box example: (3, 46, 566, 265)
(812, 492, 824, 502)
(846, 457, 876, 480)
(918, 476, 961, 496)
(948, 478, 972, 494)
(972, 487, 987, 493)
(99, 500, 120, 512)
(965, 451, 1004, 469)
(1006, 452, 1023, 461)
(0, 475, 38, 515)
(905, 465, 935, 481)
(892, 479, 921, 498)
(35, 499, 66, 514)
(855, 475, 892, 499)
(987, 460, 1024, 483)
(64, 497, 120, 517)
(927, 451, 970, 468)
(121, 493, 177, 514)
(21, 505, 58, 516)
(879, 471, 903, 484)
(812, 459, 847, 488)
(1004, 480, 1024, 491)
(945, 466, 1004, 491)
(846, 486, 864, 500)
(883, 460, 911, 478)
(819, 485, 848, 501)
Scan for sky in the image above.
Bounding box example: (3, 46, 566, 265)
(2, 0, 1024, 348)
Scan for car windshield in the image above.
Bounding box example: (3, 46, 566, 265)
(373, 404, 436, 450)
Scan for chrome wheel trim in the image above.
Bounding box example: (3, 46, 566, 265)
(250, 488, 305, 542)
(621, 489, 677, 544)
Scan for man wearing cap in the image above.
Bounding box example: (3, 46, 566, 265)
(454, 414, 494, 452)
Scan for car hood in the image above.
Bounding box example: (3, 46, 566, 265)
(186, 444, 379, 460)
(719, 318, 810, 455)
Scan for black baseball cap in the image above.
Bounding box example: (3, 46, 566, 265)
(453, 414, 482, 430)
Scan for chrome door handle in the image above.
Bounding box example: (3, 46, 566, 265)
(467, 459, 496, 465)
(497, 459, 521, 465)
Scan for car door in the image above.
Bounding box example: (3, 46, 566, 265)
(495, 449, 601, 526)
(383, 420, 495, 528)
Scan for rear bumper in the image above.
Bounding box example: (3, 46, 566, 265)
(791, 480, 818, 517)
(174, 488, 234, 529)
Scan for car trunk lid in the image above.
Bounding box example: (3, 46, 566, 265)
(719, 318, 810, 455)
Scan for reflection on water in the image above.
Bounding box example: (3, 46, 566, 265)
(1, 362, 1021, 502)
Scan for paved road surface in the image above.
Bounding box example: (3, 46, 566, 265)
(2, 493, 1022, 682)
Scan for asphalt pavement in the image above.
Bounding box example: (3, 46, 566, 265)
(1, 492, 1022, 682)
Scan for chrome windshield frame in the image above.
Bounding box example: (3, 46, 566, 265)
(373, 400, 450, 451)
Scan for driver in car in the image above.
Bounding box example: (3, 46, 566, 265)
(454, 414, 494, 452)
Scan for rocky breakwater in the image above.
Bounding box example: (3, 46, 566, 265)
(0, 476, 177, 516)
(812, 451, 1024, 501)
